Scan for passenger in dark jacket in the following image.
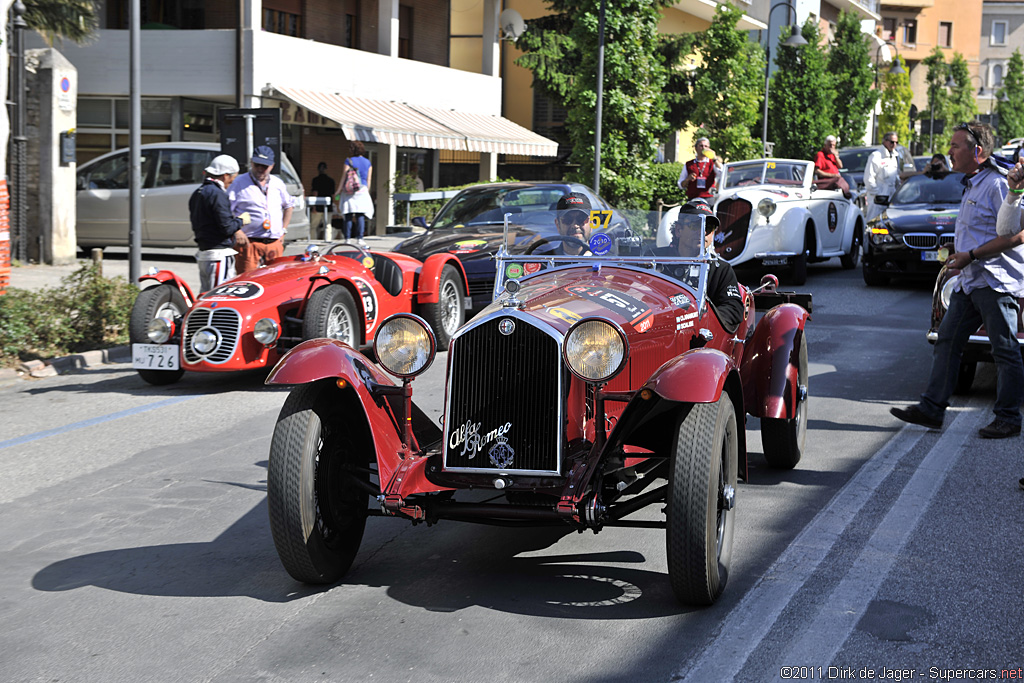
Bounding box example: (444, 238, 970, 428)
(654, 199, 744, 333)
(189, 154, 250, 293)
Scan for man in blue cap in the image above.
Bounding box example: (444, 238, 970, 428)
(228, 145, 295, 273)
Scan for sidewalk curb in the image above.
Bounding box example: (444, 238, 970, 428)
(4, 346, 131, 384)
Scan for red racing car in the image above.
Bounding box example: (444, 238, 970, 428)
(264, 216, 811, 606)
(129, 243, 468, 385)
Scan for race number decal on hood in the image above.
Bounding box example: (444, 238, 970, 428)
(565, 285, 653, 331)
(203, 282, 264, 301)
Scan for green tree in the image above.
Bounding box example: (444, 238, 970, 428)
(879, 54, 913, 148)
(828, 10, 875, 147)
(921, 48, 950, 153)
(516, 0, 673, 209)
(768, 20, 834, 160)
(941, 52, 978, 150)
(688, 3, 765, 161)
(997, 49, 1024, 140)
(24, 0, 99, 46)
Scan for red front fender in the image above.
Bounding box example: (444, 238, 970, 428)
(416, 253, 468, 304)
(139, 270, 196, 307)
(266, 339, 450, 497)
(741, 303, 810, 419)
(646, 348, 735, 403)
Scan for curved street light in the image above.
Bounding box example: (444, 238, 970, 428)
(761, 1, 807, 158)
(873, 42, 905, 146)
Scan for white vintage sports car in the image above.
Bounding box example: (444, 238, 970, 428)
(658, 159, 865, 285)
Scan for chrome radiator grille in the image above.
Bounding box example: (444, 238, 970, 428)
(182, 308, 241, 364)
(443, 316, 562, 474)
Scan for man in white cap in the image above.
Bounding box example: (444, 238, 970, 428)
(189, 154, 251, 293)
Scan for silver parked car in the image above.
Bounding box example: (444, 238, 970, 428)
(75, 141, 310, 249)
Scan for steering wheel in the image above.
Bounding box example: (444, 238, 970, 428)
(327, 241, 373, 262)
(524, 234, 593, 255)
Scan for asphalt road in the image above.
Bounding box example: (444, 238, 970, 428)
(1, 260, 1022, 683)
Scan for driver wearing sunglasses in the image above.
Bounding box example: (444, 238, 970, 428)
(553, 192, 595, 255)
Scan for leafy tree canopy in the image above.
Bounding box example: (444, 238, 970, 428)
(768, 20, 834, 160)
(828, 10, 875, 147)
(24, 0, 98, 46)
(516, 0, 675, 209)
(997, 49, 1024, 141)
(942, 52, 978, 151)
(879, 54, 913, 148)
(688, 3, 765, 162)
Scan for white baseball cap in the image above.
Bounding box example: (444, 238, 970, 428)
(205, 154, 240, 176)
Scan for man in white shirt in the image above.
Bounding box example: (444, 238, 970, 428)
(863, 131, 902, 222)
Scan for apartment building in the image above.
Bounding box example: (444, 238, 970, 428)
(980, 0, 1024, 129)
(27, 0, 558, 228)
(877, 0, 983, 135)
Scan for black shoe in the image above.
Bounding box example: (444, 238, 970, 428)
(978, 419, 1022, 439)
(890, 405, 943, 429)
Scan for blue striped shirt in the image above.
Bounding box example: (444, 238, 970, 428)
(955, 166, 1024, 296)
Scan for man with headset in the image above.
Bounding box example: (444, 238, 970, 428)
(891, 121, 1024, 440)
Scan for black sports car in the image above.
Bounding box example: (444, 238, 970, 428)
(393, 182, 628, 311)
(861, 171, 965, 286)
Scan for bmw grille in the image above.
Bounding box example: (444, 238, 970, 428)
(443, 315, 562, 475)
(182, 307, 241, 364)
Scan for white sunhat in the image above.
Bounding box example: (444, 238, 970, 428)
(205, 154, 240, 176)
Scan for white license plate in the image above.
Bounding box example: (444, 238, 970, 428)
(132, 344, 180, 370)
(762, 257, 788, 266)
(921, 251, 943, 261)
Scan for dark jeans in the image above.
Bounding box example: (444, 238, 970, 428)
(344, 213, 365, 240)
(921, 286, 1023, 425)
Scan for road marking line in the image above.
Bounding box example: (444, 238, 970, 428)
(674, 404, 977, 682)
(770, 403, 978, 671)
(0, 396, 194, 451)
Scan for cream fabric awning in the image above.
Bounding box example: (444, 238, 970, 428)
(269, 86, 559, 157)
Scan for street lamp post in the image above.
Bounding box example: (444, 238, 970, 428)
(761, 1, 807, 158)
(873, 42, 904, 146)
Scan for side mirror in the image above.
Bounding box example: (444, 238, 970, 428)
(874, 195, 890, 206)
(411, 216, 428, 230)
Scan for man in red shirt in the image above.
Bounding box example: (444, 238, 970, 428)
(813, 135, 852, 197)
(677, 137, 717, 200)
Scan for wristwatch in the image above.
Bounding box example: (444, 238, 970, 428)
(969, 249, 977, 262)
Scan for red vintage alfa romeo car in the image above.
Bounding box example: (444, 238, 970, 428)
(128, 243, 468, 385)
(264, 214, 811, 606)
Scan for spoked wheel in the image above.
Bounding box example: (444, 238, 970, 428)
(666, 394, 738, 606)
(267, 380, 370, 584)
(761, 332, 809, 469)
(303, 284, 359, 347)
(840, 225, 862, 269)
(129, 284, 187, 385)
(420, 264, 464, 349)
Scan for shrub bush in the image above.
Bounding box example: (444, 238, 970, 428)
(0, 263, 138, 366)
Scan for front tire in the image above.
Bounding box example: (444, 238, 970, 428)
(840, 224, 862, 270)
(761, 332, 809, 469)
(129, 284, 186, 385)
(788, 228, 810, 286)
(267, 381, 370, 584)
(303, 284, 359, 347)
(666, 394, 738, 606)
(420, 264, 464, 349)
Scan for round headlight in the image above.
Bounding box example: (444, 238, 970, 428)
(374, 314, 436, 378)
(147, 315, 172, 343)
(253, 318, 280, 345)
(563, 318, 628, 383)
(757, 198, 777, 218)
(940, 274, 960, 310)
(191, 328, 219, 355)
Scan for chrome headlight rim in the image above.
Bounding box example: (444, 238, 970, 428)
(373, 313, 437, 379)
(757, 197, 777, 219)
(146, 315, 173, 344)
(191, 328, 220, 355)
(562, 317, 630, 384)
(940, 274, 960, 310)
(253, 318, 280, 346)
